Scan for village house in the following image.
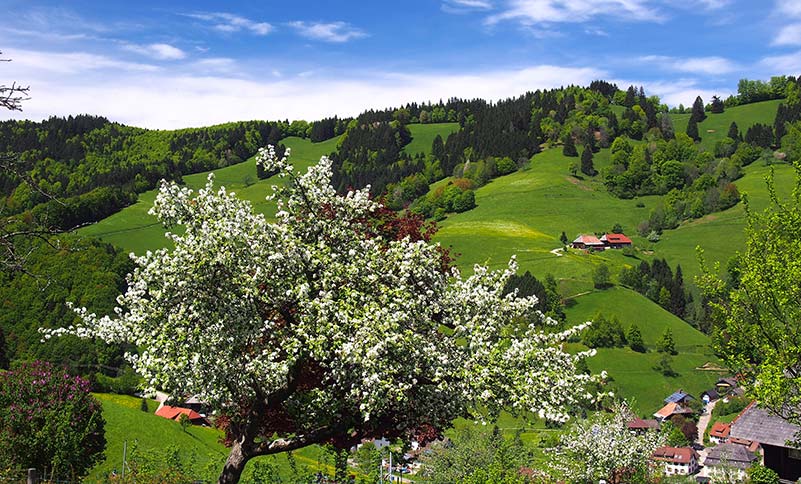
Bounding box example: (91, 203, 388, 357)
(730, 403, 801, 481)
(155, 405, 210, 426)
(652, 446, 700, 476)
(703, 442, 759, 480)
(571, 234, 605, 250)
(626, 417, 660, 434)
(700, 388, 720, 404)
(664, 390, 694, 405)
(709, 422, 731, 444)
(599, 233, 633, 248)
(654, 402, 694, 422)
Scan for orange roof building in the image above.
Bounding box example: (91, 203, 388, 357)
(155, 405, 209, 426)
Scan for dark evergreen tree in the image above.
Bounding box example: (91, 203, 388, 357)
(580, 145, 595, 176)
(691, 96, 707, 122)
(0, 327, 7, 370)
(709, 95, 724, 114)
(563, 134, 578, 157)
(627, 324, 646, 353)
(560, 231, 568, 246)
(727, 121, 740, 141)
(657, 328, 677, 355)
(745, 123, 774, 148)
(431, 134, 446, 162)
(686, 116, 700, 141)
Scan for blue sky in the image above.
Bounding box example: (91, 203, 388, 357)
(1, 0, 800, 128)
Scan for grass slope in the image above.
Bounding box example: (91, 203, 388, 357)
(564, 287, 721, 413)
(78, 136, 340, 254)
(403, 122, 459, 155)
(670, 99, 782, 151)
(88, 394, 333, 482)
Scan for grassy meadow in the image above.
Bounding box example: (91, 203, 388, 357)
(403, 122, 459, 155)
(670, 99, 782, 151)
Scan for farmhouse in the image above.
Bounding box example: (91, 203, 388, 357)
(600, 233, 633, 248)
(703, 442, 759, 480)
(652, 446, 699, 475)
(709, 422, 731, 444)
(627, 417, 660, 433)
(155, 405, 210, 426)
(654, 402, 694, 422)
(571, 234, 604, 250)
(730, 404, 801, 481)
(664, 390, 694, 405)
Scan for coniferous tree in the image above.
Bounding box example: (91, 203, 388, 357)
(657, 328, 677, 355)
(686, 116, 700, 142)
(560, 231, 568, 246)
(0, 327, 7, 370)
(710, 95, 724, 114)
(563, 134, 578, 157)
(691, 96, 706, 122)
(581, 145, 596, 176)
(627, 324, 646, 353)
(727, 121, 740, 141)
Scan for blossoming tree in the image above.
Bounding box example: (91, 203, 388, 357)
(48, 147, 598, 483)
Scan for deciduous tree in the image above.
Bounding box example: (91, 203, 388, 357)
(49, 147, 600, 483)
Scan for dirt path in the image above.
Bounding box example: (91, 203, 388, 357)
(549, 248, 564, 257)
(696, 399, 718, 477)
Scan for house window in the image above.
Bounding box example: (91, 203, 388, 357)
(789, 448, 801, 460)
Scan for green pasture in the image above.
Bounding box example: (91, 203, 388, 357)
(77, 136, 341, 254)
(403, 122, 459, 155)
(88, 393, 333, 482)
(670, 99, 782, 151)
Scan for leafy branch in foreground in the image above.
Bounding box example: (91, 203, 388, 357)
(46, 146, 601, 483)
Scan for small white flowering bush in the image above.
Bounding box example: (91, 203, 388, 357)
(45, 147, 600, 483)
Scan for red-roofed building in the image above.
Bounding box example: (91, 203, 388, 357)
(155, 405, 209, 426)
(600, 233, 633, 248)
(652, 446, 699, 475)
(571, 234, 604, 250)
(653, 402, 694, 421)
(710, 422, 731, 444)
(627, 417, 660, 433)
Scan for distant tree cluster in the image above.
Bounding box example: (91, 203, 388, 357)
(308, 115, 352, 142)
(582, 313, 626, 348)
(619, 258, 689, 319)
(503, 270, 564, 320)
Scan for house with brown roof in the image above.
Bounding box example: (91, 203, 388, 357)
(627, 417, 660, 433)
(709, 422, 731, 444)
(652, 446, 699, 475)
(654, 402, 694, 422)
(730, 403, 801, 481)
(571, 234, 604, 250)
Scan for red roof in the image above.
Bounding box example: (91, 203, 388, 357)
(573, 234, 604, 245)
(652, 446, 698, 464)
(155, 405, 204, 421)
(627, 418, 659, 430)
(603, 233, 632, 244)
(710, 422, 731, 438)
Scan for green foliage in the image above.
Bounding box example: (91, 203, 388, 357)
(496, 156, 518, 176)
(628, 324, 646, 352)
(657, 328, 677, 355)
(737, 76, 791, 105)
(747, 464, 780, 484)
(582, 313, 626, 348)
(653, 354, 679, 377)
(592, 263, 612, 289)
(700, 167, 801, 424)
(94, 365, 141, 395)
(419, 425, 531, 483)
(662, 420, 691, 447)
(140, 397, 149, 413)
(580, 144, 596, 176)
(0, 361, 105, 479)
(686, 116, 700, 141)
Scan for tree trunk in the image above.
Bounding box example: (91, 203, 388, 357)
(218, 440, 250, 484)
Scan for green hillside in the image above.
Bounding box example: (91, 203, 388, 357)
(671, 99, 782, 150)
(403, 122, 459, 155)
(78, 135, 341, 254)
(564, 287, 721, 413)
(88, 394, 332, 482)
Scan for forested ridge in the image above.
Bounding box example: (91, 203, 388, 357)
(4, 74, 801, 378)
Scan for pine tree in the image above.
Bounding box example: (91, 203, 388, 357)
(560, 231, 568, 246)
(627, 324, 646, 353)
(691, 96, 706, 122)
(581, 145, 595, 176)
(0, 327, 7, 370)
(657, 328, 677, 355)
(727, 121, 740, 141)
(563, 134, 578, 157)
(710, 95, 724, 114)
(686, 116, 700, 142)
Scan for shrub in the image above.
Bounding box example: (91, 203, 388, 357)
(0, 361, 105, 479)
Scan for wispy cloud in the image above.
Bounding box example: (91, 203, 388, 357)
(185, 12, 273, 36)
(288, 21, 367, 43)
(122, 43, 187, 61)
(441, 0, 494, 13)
(759, 49, 801, 75)
(485, 0, 662, 26)
(636, 77, 730, 108)
(772, 23, 801, 46)
(5, 48, 158, 75)
(639, 55, 738, 75)
(775, 0, 801, 18)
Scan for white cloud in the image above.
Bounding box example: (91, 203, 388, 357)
(3, 48, 158, 75)
(288, 21, 367, 43)
(486, 0, 662, 25)
(1, 48, 604, 129)
(122, 43, 187, 60)
(773, 23, 801, 46)
(639, 55, 738, 75)
(759, 49, 801, 75)
(776, 0, 801, 18)
(185, 12, 273, 36)
(442, 0, 494, 13)
(621, 78, 730, 108)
